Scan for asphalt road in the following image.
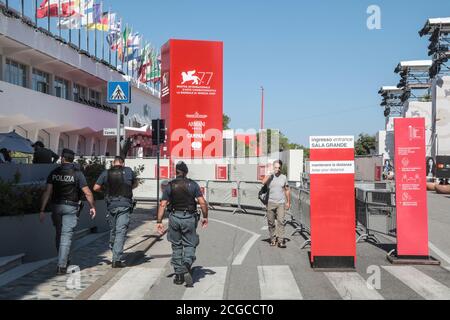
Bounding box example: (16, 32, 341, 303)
(89, 195, 450, 300)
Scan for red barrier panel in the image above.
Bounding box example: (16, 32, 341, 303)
(216, 165, 228, 180)
(394, 118, 429, 257)
(310, 136, 356, 269)
(155, 165, 169, 179)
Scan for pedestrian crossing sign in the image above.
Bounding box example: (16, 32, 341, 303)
(107, 81, 131, 104)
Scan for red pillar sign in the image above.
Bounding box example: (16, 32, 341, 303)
(394, 118, 429, 257)
(310, 136, 356, 269)
(161, 39, 223, 159)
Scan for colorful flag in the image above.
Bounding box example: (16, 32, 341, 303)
(87, 3, 109, 31)
(56, 0, 83, 29)
(118, 25, 131, 62)
(81, 0, 94, 27)
(37, 0, 78, 18)
(138, 44, 152, 83)
(106, 14, 121, 50)
(127, 33, 141, 52)
(125, 32, 141, 62)
(149, 50, 161, 83)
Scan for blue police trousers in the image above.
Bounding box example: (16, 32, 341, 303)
(167, 211, 199, 275)
(107, 207, 131, 263)
(51, 204, 79, 268)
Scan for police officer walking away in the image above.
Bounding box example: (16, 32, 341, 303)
(156, 161, 208, 287)
(94, 156, 138, 268)
(39, 149, 96, 275)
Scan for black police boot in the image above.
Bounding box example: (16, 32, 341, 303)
(174, 273, 185, 285)
(278, 239, 287, 249)
(184, 263, 194, 288)
(112, 260, 127, 269)
(56, 266, 68, 275)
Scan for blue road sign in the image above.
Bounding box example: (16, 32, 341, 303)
(107, 81, 131, 104)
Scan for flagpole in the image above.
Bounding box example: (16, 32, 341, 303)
(58, 0, 61, 38)
(69, 0, 72, 44)
(133, 33, 141, 80)
(125, 24, 129, 76)
(47, 0, 50, 32)
(115, 17, 120, 69)
(86, 0, 90, 53)
(152, 46, 156, 91)
(94, 2, 98, 58)
(101, 1, 105, 61)
(78, 0, 81, 49)
(157, 49, 161, 90)
(108, 8, 112, 65)
(35, 0, 38, 26)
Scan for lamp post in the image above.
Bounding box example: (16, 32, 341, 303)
(260, 86, 264, 130)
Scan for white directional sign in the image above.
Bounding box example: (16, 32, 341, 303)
(103, 128, 125, 136)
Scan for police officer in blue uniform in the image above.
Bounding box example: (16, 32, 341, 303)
(156, 161, 208, 287)
(94, 156, 138, 268)
(40, 149, 96, 275)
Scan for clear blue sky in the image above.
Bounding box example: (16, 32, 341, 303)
(107, 0, 448, 146)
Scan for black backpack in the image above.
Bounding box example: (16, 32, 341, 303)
(258, 175, 274, 205)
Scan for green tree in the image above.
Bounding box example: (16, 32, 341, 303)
(263, 130, 309, 157)
(355, 133, 376, 156)
(223, 114, 231, 130)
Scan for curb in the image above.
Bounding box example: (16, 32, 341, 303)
(75, 230, 167, 300)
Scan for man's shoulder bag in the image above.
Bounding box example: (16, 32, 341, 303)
(258, 175, 274, 206)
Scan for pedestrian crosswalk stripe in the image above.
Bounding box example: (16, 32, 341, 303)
(257, 266, 303, 300)
(99, 268, 164, 300)
(382, 266, 450, 300)
(182, 267, 228, 300)
(232, 234, 260, 265)
(325, 272, 384, 300)
(429, 242, 450, 266)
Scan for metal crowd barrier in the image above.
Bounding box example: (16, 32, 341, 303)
(287, 187, 311, 249)
(355, 186, 397, 244)
(205, 180, 240, 212)
(133, 179, 313, 246)
(238, 181, 267, 212)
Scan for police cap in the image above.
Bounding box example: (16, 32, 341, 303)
(62, 148, 75, 159)
(176, 161, 189, 174)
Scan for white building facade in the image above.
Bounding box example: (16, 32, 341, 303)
(0, 8, 161, 156)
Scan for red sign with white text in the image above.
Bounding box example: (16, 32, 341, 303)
(215, 165, 228, 180)
(161, 39, 223, 159)
(394, 118, 429, 257)
(310, 136, 356, 268)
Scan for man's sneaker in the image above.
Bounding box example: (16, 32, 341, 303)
(184, 263, 194, 288)
(56, 266, 67, 275)
(174, 273, 185, 285)
(112, 260, 126, 269)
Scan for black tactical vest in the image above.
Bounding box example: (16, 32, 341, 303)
(106, 166, 133, 200)
(51, 165, 80, 204)
(167, 178, 197, 213)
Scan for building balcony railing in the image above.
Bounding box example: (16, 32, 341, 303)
(74, 97, 117, 114)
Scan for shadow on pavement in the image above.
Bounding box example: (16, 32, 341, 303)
(0, 207, 157, 300)
(191, 267, 217, 284)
